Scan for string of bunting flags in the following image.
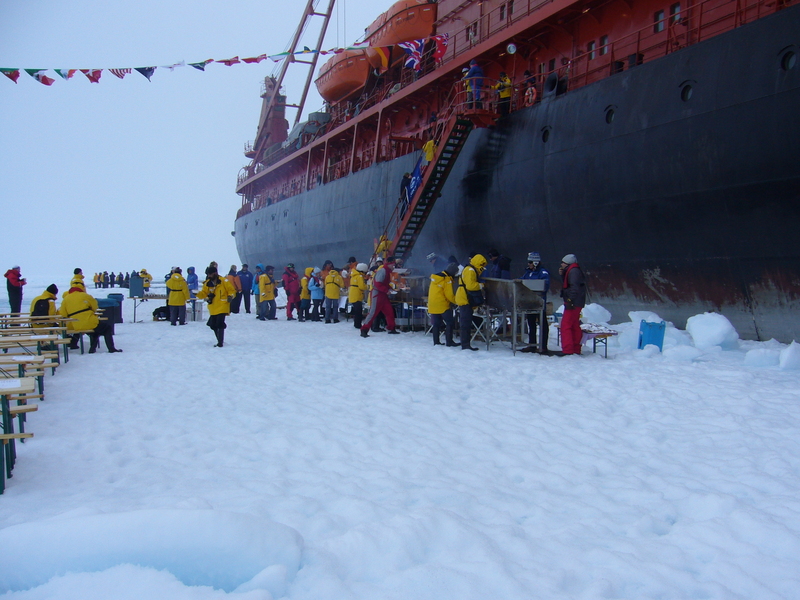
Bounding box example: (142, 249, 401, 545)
(1, 34, 449, 86)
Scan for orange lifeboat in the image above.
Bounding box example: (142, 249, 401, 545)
(365, 0, 437, 69)
(315, 49, 371, 103)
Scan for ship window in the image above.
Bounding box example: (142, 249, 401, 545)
(509, 0, 515, 15)
(549, 58, 556, 72)
(587, 41, 596, 60)
(605, 106, 616, 123)
(599, 35, 609, 56)
(681, 83, 693, 101)
(670, 3, 681, 24)
(781, 50, 796, 71)
(541, 126, 551, 143)
(654, 10, 665, 33)
(500, 4, 505, 20)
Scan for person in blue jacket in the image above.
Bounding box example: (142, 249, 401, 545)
(520, 251, 550, 352)
(237, 263, 254, 314)
(464, 59, 484, 108)
(308, 267, 324, 322)
(251, 264, 264, 317)
(186, 267, 199, 297)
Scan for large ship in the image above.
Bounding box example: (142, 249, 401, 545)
(234, 0, 800, 342)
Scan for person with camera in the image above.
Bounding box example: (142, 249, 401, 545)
(4, 265, 27, 315)
(196, 266, 236, 347)
(455, 253, 487, 351)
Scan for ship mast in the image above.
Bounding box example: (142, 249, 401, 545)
(252, 0, 336, 159)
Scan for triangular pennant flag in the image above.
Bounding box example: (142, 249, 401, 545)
(135, 67, 156, 81)
(189, 59, 214, 71)
(109, 68, 132, 79)
(160, 60, 185, 71)
(80, 69, 102, 83)
(217, 56, 240, 66)
(54, 69, 77, 80)
(1, 68, 20, 83)
(242, 54, 267, 64)
(25, 69, 55, 86)
(268, 55, 285, 63)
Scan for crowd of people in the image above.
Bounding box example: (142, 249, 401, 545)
(4, 249, 586, 354)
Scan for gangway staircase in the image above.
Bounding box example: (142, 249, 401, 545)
(386, 108, 497, 261)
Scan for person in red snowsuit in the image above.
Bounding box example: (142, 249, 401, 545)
(360, 257, 400, 337)
(281, 264, 302, 320)
(559, 254, 586, 355)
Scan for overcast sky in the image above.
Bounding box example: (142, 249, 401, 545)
(1, 0, 379, 284)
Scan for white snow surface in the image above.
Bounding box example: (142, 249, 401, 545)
(2, 284, 800, 599)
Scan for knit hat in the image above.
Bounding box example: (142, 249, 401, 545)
(561, 254, 577, 264)
(356, 263, 368, 273)
(46, 284, 58, 295)
(527, 252, 540, 263)
(444, 263, 458, 277)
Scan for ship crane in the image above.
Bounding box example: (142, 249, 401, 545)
(384, 101, 498, 262)
(250, 0, 336, 164)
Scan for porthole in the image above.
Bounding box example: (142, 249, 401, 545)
(681, 84, 693, 102)
(781, 50, 796, 71)
(541, 126, 551, 143)
(605, 106, 616, 124)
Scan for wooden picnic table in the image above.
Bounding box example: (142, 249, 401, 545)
(1, 377, 36, 491)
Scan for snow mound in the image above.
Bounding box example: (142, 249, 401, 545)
(779, 341, 800, 370)
(580, 303, 612, 324)
(686, 312, 739, 350)
(0, 510, 303, 594)
(744, 348, 781, 368)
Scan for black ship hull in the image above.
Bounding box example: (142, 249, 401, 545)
(236, 6, 800, 342)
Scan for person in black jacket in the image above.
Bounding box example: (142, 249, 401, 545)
(558, 254, 587, 355)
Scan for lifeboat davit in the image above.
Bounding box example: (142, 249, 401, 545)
(315, 49, 370, 104)
(365, 0, 437, 69)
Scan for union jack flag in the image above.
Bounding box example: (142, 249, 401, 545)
(397, 39, 425, 71)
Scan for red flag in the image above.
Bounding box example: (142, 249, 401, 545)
(1, 68, 20, 83)
(242, 54, 267, 64)
(432, 34, 449, 64)
(25, 69, 55, 85)
(80, 69, 102, 83)
(217, 56, 240, 66)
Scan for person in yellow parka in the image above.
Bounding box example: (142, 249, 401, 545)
(347, 263, 368, 329)
(374, 235, 391, 260)
(455, 253, 487, 351)
(299, 267, 313, 322)
(140, 269, 152, 294)
(29, 284, 59, 328)
(196, 266, 236, 347)
(492, 71, 513, 116)
(166, 267, 190, 326)
(257, 266, 278, 321)
(428, 262, 458, 346)
(324, 266, 344, 324)
(59, 286, 122, 353)
(70, 268, 86, 291)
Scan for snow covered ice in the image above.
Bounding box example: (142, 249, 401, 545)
(2, 285, 800, 599)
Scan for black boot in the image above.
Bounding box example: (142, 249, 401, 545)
(214, 328, 224, 347)
(88, 334, 99, 354)
(360, 329, 369, 338)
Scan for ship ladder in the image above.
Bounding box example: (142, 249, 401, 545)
(388, 115, 477, 260)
